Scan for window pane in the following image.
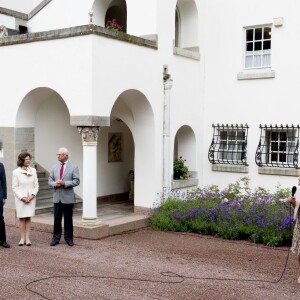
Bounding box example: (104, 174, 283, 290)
(262, 54, 271, 67)
(254, 41, 262, 51)
(246, 29, 253, 41)
(219, 141, 226, 150)
(271, 153, 278, 161)
(255, 28, 262, 40)
(279, 142, 286, 151)
(287, 141, 296, 151)
(220, 131, 227, 140)
(236, 142, 244, 151)
(271, 132, 278, 140)
(279, 153, 286, 162)
(228, 142, 236, 150)
(254, 54, 262, 67)
(287, 130, 296, 139)
(245, 56, 253, 68)
(280, 132, 287, 141)
(263, 40, 271, 50)
(271, 142, 278, 151)
(228, 131, 236, 140)
(287, 154, 293, 163)
(246, 42, 253, 52)
(263, 27, 271, 39)
(237, 131, 245, 140)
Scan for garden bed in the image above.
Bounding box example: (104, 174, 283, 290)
(149, 177, 294, 247)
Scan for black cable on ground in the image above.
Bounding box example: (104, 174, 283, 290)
(24, 204, 294, 299)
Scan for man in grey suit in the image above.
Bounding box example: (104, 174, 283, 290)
(48, 147, 80, 246)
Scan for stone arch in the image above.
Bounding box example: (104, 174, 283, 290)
(174, 125, 197, 178)
(175, 0, 199, 49)
(98, 89, 155, 208)
(15, 87, 83, 196)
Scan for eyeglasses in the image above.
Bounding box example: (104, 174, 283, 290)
(56, 154, 66, 156)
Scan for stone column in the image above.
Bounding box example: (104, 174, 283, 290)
(78, 126, 100, 225)
(163, 66, 173, 198)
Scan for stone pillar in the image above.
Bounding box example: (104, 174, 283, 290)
(78, 126, 100, 225)
(163, 66, 173, 198)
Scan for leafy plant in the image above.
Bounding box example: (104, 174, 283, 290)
(106, 19, 123, 32)
(173, 156, 189, 179)
(149, 177, 294, 247)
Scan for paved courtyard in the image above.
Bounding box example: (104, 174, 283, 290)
(1, 226, 300, 299)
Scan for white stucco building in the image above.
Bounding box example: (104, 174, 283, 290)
(0, 0, 299, 226)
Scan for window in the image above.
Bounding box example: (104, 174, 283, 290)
(208, 124, 249, 166)
(245, 26, 271, 69)
(255, 125, 299, 168)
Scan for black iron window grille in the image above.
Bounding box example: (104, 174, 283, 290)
(208, 124, 249, 166)
(255, 124, 300, 168)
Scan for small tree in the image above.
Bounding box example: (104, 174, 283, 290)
(173, 156, 189, 179)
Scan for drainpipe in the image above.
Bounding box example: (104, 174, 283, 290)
(163, 65, 173, 199)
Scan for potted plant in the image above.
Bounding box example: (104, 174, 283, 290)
(173, 156, 189, 179)
(106, 19, 123, 32)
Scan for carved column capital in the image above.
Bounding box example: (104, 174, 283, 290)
(77, 126, 99, 145)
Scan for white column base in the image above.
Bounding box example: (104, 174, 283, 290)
(78, 217, 103, 227)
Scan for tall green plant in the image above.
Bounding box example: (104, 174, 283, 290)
(173, 156, 189, 179)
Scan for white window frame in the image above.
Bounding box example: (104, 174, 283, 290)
(266, 130, 297, 165)
(218, 129, 246, 162)
(244, 25, 272, 69)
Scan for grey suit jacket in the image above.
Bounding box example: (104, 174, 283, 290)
(48, 162, 80, 204)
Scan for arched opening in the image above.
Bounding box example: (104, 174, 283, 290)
(97, 117, 134, 206)
(105, 0, 127, 33)
(16, 88, 82, 181)
(175, 7, 180, 47)
(174, 125, 197, 179)
(15, 87, 83, 212)
(102, 89, 155, 208)
(175, 0, 199, 50)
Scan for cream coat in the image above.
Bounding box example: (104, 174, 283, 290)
(12, 167, 39, 218)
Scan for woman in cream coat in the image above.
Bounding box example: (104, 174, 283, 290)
(12, 152, 39, 246)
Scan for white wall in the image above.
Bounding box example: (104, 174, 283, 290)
(28, 0, 94, 32)
(0, 0, 42, 13)
(2, 0, 300, 206)
(0, 35, 93, 127)
(126, 0, 157, 37)
(97, 120, 134, 196)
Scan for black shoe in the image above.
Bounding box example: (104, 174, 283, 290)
(1, 241, 10, 248)
(66, 241, 74, 247)
(50, 240, 59, 246)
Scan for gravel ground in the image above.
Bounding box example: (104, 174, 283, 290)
(0, 225, 300, 300)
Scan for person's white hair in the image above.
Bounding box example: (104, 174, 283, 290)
(58, 147, 69, 157)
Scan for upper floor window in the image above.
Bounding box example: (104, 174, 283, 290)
(255, 125, 299, 168)
(245, 26, 271, 69)
(174, 0, 198, 50)
(208, 124, 249, 166)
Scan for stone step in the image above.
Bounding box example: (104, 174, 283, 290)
(35, 198, 83, 215)
(37, 171, 47, 178)
(31, 211, 149, 239)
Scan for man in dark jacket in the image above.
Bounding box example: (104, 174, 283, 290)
(0, 162, 10, 248)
